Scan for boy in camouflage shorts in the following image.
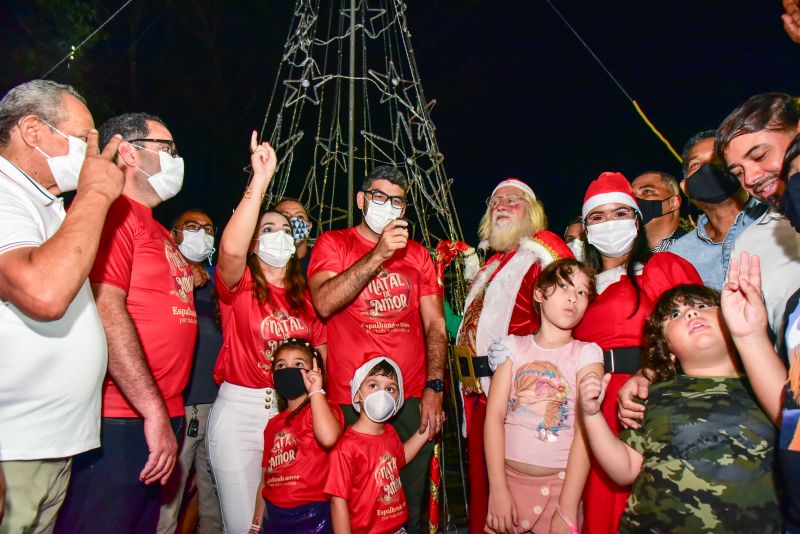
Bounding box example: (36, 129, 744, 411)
(579, 284, 779, 533)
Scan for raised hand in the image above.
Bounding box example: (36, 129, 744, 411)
(373, 218, 408, 261)
(783, 0, 800, 44)
(302, 357, 323, 394)
(487, 335, 510, 371)
(580, 372, 611, 416)
(721, 252, 767, 339)
(77, 129, 124, 203)
(249, 130, 278, 182)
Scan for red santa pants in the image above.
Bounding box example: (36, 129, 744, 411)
(465, 392, 489, 533)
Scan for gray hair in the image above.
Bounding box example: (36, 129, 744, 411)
(0, 80, 86, 147)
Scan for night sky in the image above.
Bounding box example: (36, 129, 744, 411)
(1, 1, 797, 242)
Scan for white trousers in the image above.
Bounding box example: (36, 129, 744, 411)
(207, 382, 278, 534)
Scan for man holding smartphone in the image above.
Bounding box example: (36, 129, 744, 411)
(308, 165, 447, 533)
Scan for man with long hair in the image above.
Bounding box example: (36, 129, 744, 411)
(455, 178, 571, 534)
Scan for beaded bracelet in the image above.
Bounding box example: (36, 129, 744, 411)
(308, 389, 326, 398)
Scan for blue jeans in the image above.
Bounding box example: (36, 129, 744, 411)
(54, 416, 183, 534)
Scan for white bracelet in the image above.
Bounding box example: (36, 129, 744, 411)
(308, 389, 326, 398)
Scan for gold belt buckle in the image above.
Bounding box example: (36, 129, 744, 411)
(450, 345, 482, 393)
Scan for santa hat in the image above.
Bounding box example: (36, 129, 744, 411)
(581, 172, 640, 219)
(492, 178, 536, 200)
(350, 355, 405, 413)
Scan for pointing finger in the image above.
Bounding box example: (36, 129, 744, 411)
(250, 130, 258, 154)
(85, 128, 100, 156)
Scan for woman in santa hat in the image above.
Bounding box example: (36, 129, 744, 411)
(573, 172, 701, 534)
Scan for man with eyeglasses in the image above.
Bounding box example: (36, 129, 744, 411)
(56, 113, 196, 533)
(308, 165, 447, 533)
(0, 80, 124, 532)
(454, 178, 572, 534)
(156, 209, 223, 534)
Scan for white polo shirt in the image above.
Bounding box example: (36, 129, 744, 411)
(732, 206, 800, 341)
(0, 156, 107, 461)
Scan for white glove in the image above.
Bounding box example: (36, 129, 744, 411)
(487, 335, 511, 371)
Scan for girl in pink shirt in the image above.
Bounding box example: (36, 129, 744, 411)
(485, 259, 603, 534)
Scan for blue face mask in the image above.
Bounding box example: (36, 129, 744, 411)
(289, 217, 311, 243)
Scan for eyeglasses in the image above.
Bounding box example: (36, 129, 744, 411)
(176, 222, 216, 236)
(363, 189, 407, 209)
(486, 195, 527, 209)
(129, 138, 179, 158)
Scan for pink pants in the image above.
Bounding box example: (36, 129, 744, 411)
(504, 467, 569, 534)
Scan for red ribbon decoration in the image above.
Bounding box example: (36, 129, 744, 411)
(428, 441, 442, 533)
(434, 240, 471, 286)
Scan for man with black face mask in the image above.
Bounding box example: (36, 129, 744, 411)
(630, 170, 685, 251)
(670, 130, 766, 291)
(619, 130, 767, 437)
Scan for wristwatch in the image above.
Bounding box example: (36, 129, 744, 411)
(425, 378, 444, 393)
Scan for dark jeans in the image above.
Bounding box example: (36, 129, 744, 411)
(54, 416, 183, 534)
(342, 397, 434, 534)
(261, 500, 332, 534)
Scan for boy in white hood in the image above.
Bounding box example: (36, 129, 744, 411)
(324, 356, 431, 534)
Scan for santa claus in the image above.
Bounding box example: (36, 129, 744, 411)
(455, 178, 571, 533)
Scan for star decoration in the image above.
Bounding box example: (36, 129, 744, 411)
(409, 98, 436, 141)
(315, 130, 352, 174)
(283, 62, 333, 107)
(368, 60, 416, 105)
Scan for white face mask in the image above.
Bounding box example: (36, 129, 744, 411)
(34, 123, 87, 193)
(567, 239, 585, 262)
(362, 390, 397, 423)
(136, 146, 185, 201)
(586, 219, 638, 258)
(256, 231, 296, 267)
(178, 229, 215, 263)
(364, 199, 402, 234)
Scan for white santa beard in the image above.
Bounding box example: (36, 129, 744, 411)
(489, 217, 533, 251)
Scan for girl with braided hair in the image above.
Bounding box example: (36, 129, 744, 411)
(484, 259, 603, 534)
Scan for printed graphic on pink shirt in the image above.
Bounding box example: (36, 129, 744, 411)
(259, 312, 312, 370)
(164, 239, 197, 325)
(359, 270, 411, 334)
(512, 361, 570, 442)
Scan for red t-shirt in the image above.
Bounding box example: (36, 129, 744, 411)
(308, 227, 442, 403)
(90, 195, 197, 418)
(214, 267, 326, 388)
(262, 400, 345, 508)
(324, 426, 408, 534)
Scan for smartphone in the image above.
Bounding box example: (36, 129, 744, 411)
(396, 217, 415, 240)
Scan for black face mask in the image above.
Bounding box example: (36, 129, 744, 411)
(273, 368, 307, 399)
(685, 163, 741, 204)
(636, 196, 676, 225)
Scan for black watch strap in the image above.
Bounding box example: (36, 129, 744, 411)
(425, 378, 444, 392)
